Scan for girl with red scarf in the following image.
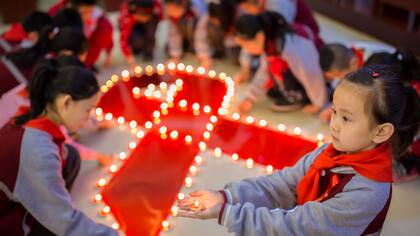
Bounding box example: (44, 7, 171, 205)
(176, 65, 420, 236)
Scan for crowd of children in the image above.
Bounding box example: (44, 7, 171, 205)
(1, 0, 419, 235)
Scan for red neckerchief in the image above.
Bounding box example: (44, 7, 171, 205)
(296, 143, 393, 205)
(24, 117, 66, 166)
(351, 47, 365, 68)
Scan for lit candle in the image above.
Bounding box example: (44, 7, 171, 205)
(129, 142, 137, 150)
(197, 66, 205, 75)
(203, 105, 211, 113)
(129, 120, 137, 129)
(101, 206, 111, 216)
(105, 113, 113, 121)
(278, 124, 286, 132)
(159, 82, 167, 90)
(170, 130, 179, 140)
(156, 64, 164, 73)
(189, 165, 197, 175)
(185, 177, 192, 188)
(162, 221, 170, 231)
(232, 112, 240, 120)
(199, 142, 206, 151)
(192, 103, 200, 111)
(153, 111, 161, 118)
(112, 223, 119, 230)
(145, 65, 154, 75)
(117, 116, 125, 125)
(178, 193, 185, 200)
(175, 79, 183, 87)
(168, 61, 176, 70)
(203, 131, 211, 140)
(111, 75, 119, 83)
(134, 66, 142, 75)
(92, 193, 102, 203)
(122, 70, 129, 78)
(208, 70, 216, 78)
(246, 158, 254, 169)
(316, 133, 324, 142)
(95, 108, 103, 116)
(132, 87, 140, 96)
(265, 165, 274, 174)
(185, 135, 192, 144)
(195, 155, 203, 165)
(179, 99, 187, 108)
(186, 65, 194, 73)
(119, 152, 127, 160)
(177, 63, 185, 71)
(100, 85, 108, 93)
(232, 153, 239, 161)
(109, 164, 118, 173)
(210, 115, 218, 123)
(171, 206, 178, 216)
(219, 72, 227, 80)
(153, 91, 162, 98)
(293, 127, 302, 136)
(191, 200, 203, 211)
(214, 147, 222, 158)
(259, 119, 268, 127)
(246, 116, 254, 124)
(145, 121, 153, 129)
(206, 123, 214, 131)
(97, 178, 106, 187)
(136, 130, 145, 139)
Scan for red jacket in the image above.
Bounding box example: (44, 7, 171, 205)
(118, 0, 163, 59)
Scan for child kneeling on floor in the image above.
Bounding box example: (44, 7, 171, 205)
(177, 65, 420, 236)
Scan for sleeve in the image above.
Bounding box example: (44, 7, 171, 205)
(14, 130, 117, 236)
(194, 15, 212, 61)
(119, 3, 134, 59)
(244, 54, 271, 102)
(167, 21, 183, 59)
(85, 16, 114, 66)
(220, 175, 391, 236)
(282, 36, 327, 108)
(223, 145, 325, 210)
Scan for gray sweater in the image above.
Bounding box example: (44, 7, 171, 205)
(220, 144, 391, 236)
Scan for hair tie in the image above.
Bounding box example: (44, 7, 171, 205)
(372, 72, 380, 78)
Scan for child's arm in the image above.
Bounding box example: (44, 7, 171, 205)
(223, 146, 324, 210)
(168, 21, 183, 60)
(219, 175, 391, 236)
(13, 131, 117, 235)
(194, 15, 212, 68)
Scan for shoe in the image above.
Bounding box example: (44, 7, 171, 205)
(270, 96, 304, 112)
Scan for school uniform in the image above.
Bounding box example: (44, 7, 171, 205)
(244, 33, 327, 109)
(48, 1, 114, 67)
(219, 143, 393, 236)
(0, 23, 28, 55)
(0, 55, 31, 97)
(0, 117, 117, 235)
(119, 0, 162, 61)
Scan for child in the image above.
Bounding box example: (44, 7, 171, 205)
(50, 26, 88, 68)
(236, 12, 327, 114)
(1, 11, 53, 54)
(0, 61, 118, 235)
(164, 0, 206, 61)
(52, 8, 84, 30)
(195, 0, 238, 68)
(119, 0, 163, 66)
(177, 65, 420, 235)
(48, 0, 114, 68)
(364, 49, 420, 182)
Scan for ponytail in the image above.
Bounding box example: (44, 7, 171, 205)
(6, 26, 54, 69)
(15, 59, 99, 125)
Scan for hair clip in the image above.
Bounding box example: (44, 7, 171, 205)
(372, 72, 380, 78)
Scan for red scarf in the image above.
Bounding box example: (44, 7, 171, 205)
(296, 143, 393, 205)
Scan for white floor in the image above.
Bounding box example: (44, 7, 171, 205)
(2, 4, 420, 235)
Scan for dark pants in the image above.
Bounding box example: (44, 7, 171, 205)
(28, 144, 81, 236)
(129, 19, 158, 61)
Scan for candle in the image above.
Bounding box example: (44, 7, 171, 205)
(101, 206, 110, 216)
(97, 178, 106, 187)
(170, 130, 179, 140)
(92, 193, 102, 203)
(189, 165, 197, 175)
(112, 223, 119, 230)
(162, 221, 170, 231)
(293, 127, 302, 136)
(199, 142, 206, 151)
(185, 177, 192, 188)
(232, 153, 239, 161)
(109, 164, 118, 173)
(185, 135, 192, 144)
(246, 116, 254, 124)
(259, 119, 268, 127)
(203, 131, 211, 140)
(119, 152, 127, 160)
(232, 113, 240, 120)
(277, 124, 286, 132)
(190, 200, 203, 211)
(246, 158, 254, 169)
(195, 155, 203, 165)
(214, 147, 222, 158)
(178, 193, 185, 200)
(265, 165, 274, 174)
(171, 206, 178, 216)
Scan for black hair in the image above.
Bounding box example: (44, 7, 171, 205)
(52, 8, 83, 30)
(365, 48, 420, 83)
(233, 0, 258, 5)
(22, 11, 53, 34)
(164, 0, 189, 5)
(235, 11, 293, 43)
(129, 0, 154, 14)
(6, 26, 54, 69)
(208, 0, 236, 32)
(50, 27, 87, 56)
(319, 43, 354, 72)
(341, 65, 420, 158)
(70, 0, 97, 6)
(15, 59, 99, 125)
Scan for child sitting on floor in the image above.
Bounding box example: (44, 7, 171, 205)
(177, 65, 420, 235)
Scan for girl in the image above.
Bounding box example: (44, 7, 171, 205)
(177, 65, 420, 235)
(195, 0, 239, 68)
(0, 60, 117, 235)
(236, 12, 327, 114)
(119, 0, 163, 66)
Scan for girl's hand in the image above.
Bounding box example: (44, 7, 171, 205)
(238, 98, 254, 114)
(177, 189, 225, 219)
(319, 107, 332, 123)
(303, 104, 321, 114)
(97, 153, 115, 166)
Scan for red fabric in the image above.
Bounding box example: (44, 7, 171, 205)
(85, 15, 114, 66)
(1, 23, 28, 43)
(25, 117, 66, 166)
(296, 143, 393, 205)
(295, 0, 323, 48)
(118, 0, 163, 58)
(47, 0, 69, 16)
(351, 47, 365, 69)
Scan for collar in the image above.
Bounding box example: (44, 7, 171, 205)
(24, 117, 65, 145)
